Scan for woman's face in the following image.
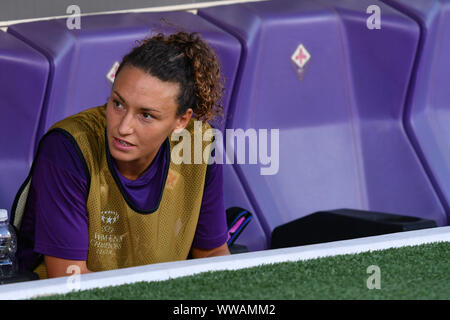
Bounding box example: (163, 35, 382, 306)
(106, 65, 192, 179)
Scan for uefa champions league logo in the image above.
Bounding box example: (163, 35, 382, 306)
(100, 210, 119, 225)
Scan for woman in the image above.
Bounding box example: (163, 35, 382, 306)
(13, 31, 230, 279)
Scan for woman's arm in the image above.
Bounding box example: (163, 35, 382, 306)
(44, 256, 92, 278)
(191, 242, 230, 259)
(18, 131, 90, 277)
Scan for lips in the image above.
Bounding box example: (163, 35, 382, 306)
(113, 137, 136, 150)
(114, 137, 135, 146)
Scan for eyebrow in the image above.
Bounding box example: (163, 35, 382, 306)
(113, 90, 162, 113)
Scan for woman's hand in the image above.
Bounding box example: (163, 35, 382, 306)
(191, 242, 230, 259)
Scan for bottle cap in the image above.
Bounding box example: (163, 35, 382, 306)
(0, 209, 8, 222)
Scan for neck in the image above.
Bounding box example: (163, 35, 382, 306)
(115, 150, 158, 181)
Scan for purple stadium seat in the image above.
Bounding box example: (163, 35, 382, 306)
(382, 0, 450, 225)
(199, 0, 448, 245)
(0, 31, 49, 215)
(6, 11, 267, 251)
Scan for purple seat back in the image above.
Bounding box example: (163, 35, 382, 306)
(383, 0, 450, 225)
(0, 31, 49, 213)
(199, 0, 447, 243)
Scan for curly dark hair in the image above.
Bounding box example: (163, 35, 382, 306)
(115, 31, 225, 123)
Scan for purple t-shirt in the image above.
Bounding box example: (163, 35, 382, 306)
(17, 130, 228, 271)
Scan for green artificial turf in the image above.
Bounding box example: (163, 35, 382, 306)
(35, 241, 450, 300)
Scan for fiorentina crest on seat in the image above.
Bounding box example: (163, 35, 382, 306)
(291, 44, 311, 80)
(106, 61, 120, 84)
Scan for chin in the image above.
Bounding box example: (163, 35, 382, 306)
(107, 138, 132, 161)
(110, 148, 135, 161)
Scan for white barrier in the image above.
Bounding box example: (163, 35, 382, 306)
(0, 226, 449, 300)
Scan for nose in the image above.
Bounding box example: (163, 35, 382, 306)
(118, 111, 135, 136)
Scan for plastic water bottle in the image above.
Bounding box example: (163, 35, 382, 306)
(0, 209, 17, 279)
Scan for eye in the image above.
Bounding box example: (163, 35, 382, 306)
(141, 112, 154, 121)
(113, 99, 123, 109)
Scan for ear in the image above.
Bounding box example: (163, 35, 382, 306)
(173, 108, 193, 133)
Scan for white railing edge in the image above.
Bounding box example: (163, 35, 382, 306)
(0, 226, 449, 300)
